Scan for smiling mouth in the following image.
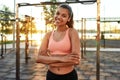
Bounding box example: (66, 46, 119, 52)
(56, 20, 60, 23)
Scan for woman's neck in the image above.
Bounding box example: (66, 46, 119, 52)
(56, 25, 68, 32)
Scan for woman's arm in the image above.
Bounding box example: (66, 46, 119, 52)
(49, 28, 81, 67)
(36, 32, 58, 64)
(36, 31, 79, 65)
(49, 54, 80, 67)
(36, 50, 79, 65)
(69, 28, 81, 62)
(36, 53, 61, 64)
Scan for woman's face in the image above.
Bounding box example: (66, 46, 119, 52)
(54, 7, 70, 27)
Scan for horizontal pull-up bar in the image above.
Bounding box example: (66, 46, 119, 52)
(18, 1, 96, 7)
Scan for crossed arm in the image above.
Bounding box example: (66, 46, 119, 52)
(36, 29, 81, 67)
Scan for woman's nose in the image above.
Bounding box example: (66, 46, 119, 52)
(57, 15, 61, 19)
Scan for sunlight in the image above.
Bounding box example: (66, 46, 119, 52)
(31, 33, 41, 45)
(29, 32, 45, 48)
(35, 18, 46, 30)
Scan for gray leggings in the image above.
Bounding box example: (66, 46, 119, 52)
(46, 69, 78, 80)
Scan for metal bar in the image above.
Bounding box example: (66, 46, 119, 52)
(18, 1, 96, 7)
(12, 0, 16, 49)
(25, 20, 29, 64)
(16, 3, 20, 80)
(0, 18, 16, 21)
(96, 0, 100, 80)
(81, 18, 84, 59)
(18, 2, 77, 6)
(0, 34, 4, 58)
(4, 36, 7, 54)
(83, 18, 86, 57)
(85, 17, 120, 22)
(0, 10, 15, 15)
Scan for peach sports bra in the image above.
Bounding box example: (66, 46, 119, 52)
(48, 29, 71, 55)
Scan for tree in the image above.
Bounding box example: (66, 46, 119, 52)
(43, 0, 58, 31)
(20, 15, 37, 34)
(0, 5, 14, 34)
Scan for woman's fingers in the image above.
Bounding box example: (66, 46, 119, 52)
(70, 54, 80, 59)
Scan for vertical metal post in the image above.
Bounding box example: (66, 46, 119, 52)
(4, 36, 6, 54)
(81, 18, 84, 59)
(96, 0, 100, 80)
(16, 3, 20, 80)
(30, 9, 33, 46)
(25, 21, 29, 64)
(12, 0, 16, 49)
(83, 18, 86, 56)
(1, 33, 4, 58)
(81, 18, 86, 59)
(1, 11, 5, 58)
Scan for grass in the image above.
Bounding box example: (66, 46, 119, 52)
(0, 40, 25, 44)
(0, 39, 120, 48)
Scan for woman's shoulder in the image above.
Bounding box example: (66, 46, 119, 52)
(46, 31, 52, 35)
(69, 28, 78, 34)
(68, 28, 79, 40)
(44, 31, 53, 39)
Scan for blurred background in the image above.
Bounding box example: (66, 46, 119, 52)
(0, 0, 120, 48)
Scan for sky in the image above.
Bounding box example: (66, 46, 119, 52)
(0, 0, 120, 40)
(0, 0, 120, 30)
(0, 0, 120, 19)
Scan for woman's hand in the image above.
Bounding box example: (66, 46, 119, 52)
(61, 53, 80, 64)
(49, 53, 80, 67)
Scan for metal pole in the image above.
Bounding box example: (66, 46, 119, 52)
(16, 3, 20, 80)
(1, 33, 4, 58)
(4, 36, 6, 54)
(81, 18, 84, 59)
(83, 18, 86, 57)
(13, 0, 16, 49)
(25, 21, 29, 64)
(30, 8, 33, 46)
(0, 12, 4, 57)
(96, 0, 100, 80)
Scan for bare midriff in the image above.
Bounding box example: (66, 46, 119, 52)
(49, 65, 74, 75)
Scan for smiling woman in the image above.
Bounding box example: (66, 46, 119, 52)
(36, 4, 80, 80)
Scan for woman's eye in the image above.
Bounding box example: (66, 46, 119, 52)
(62, 15, 67, 18)
(56, 12, 59, 15)
(55, 12, 67, 18)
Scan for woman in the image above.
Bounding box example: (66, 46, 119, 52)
(36, 4, 81, 80)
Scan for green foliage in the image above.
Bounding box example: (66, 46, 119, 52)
(43, 0, 58, 29)
(0, 40, 25, 44)
(0, 5, 14, 34)
(20, 16, 37, 34)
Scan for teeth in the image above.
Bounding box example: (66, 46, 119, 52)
(55, 20, 60, 23)
(56, 19, 60, 23)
